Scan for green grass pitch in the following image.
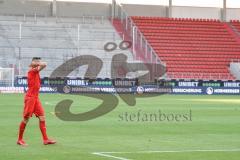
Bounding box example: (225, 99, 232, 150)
(0, 93, 240, 160)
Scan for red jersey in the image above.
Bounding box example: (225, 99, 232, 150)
(26, 68, 41, 97)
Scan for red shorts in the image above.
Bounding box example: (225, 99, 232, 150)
(23, 96, 44, 118)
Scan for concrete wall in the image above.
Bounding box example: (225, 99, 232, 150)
(172, 6, 221, 19)
(0, 1, 239, 21)
(121, 4, 222, 20)
(56, 2, 111, 17)
(227, 8, 240, 21)
(119, 4, 240, 21)
(0, 0, 52, 16)
(0, 0, 111, 17)
(122, 4, 167, 17)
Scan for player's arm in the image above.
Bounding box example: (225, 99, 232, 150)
(32, 62, 47, 72)
(37, 62, 47, 72)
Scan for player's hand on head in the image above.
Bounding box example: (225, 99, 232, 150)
(30, 61, 47, 72)
(38, 61, 47, 71)
(30, 61, 39, 68)
(41, 62, 47, 67)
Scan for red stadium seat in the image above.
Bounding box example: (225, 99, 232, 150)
(132, 17, 240, 80)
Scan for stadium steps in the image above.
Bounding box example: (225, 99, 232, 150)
(229, 20, 240, 45)
(130, 16, 240, 80)
(0, 15, 138, 78)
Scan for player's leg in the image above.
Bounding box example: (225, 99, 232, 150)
(38, 116, 48, 141)
(17, 97, 35, 146)
(35, 98, 56, 145)
(18, 118, 29, 140)
(17, 118, 29, 146)
(38, 116, 56, 145)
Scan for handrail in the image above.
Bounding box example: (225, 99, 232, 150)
(116, 3, 165, 66)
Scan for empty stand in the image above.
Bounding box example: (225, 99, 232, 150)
(0, 15, 136, 78)
(131, 17, 240, 80)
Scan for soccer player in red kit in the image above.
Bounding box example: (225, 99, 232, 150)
(17, 57, 56, 146)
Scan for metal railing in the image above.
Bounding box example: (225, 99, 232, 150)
(0, 14, 108, 24)
(114, 3, 165, 66)
(0, 14, 125, 78)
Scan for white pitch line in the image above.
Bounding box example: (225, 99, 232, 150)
(92, 152, 131, 160)
(176, 98, 240, 104)
(45, 101, 56, 105)
(92, 149, 240, 160)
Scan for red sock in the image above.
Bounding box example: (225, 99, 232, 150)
(18, 121, 26, 140)
(39, 121, 48, 141)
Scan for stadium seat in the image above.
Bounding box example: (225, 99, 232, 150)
(132, 17, 240, 80)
